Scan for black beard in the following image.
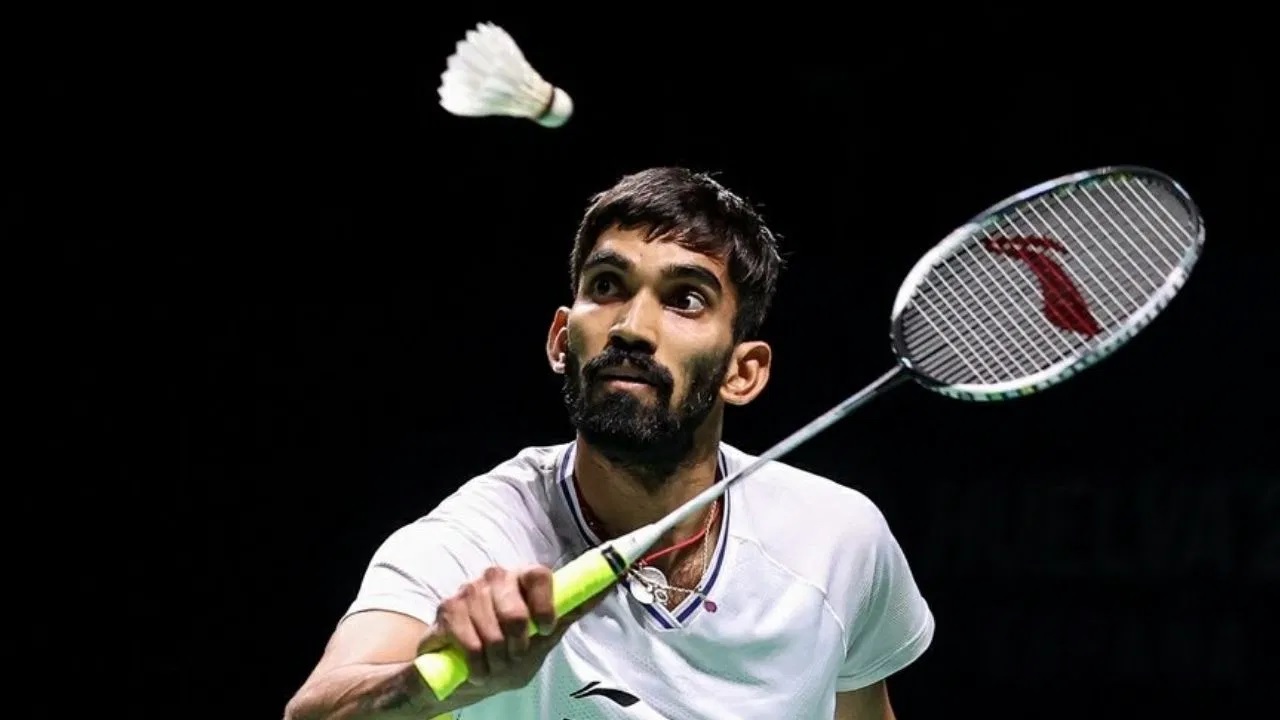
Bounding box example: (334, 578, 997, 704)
(562, 341, 729, 492)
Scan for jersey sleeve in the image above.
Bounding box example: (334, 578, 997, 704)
(341, 475, 547, 627)
(835, 505, 935, 692)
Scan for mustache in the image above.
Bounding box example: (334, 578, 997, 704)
(583, 348, 673, 389)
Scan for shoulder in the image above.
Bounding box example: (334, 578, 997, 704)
(380, 442, 572, 563)
(429, 443, 568, 522)
(344, 443, 575, 624)
(719, 443, 901, 599)
(720, 443, 890, 550)
(718, 444, 932, 658)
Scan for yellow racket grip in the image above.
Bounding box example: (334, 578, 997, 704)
(413, 547, 623, 701)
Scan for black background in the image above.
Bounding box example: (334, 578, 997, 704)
(16, 6, 1276, 719)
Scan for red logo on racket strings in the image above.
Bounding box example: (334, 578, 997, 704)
(982, 236, 1102, 337)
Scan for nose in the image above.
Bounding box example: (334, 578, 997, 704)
(608, 295, 659, 356)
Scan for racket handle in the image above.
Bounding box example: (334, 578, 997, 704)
(413, 548, 622, 701)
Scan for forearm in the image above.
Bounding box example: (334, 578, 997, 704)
(284, 660, 482, 720)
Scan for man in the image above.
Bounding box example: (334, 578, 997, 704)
(284, 167, 934, 720)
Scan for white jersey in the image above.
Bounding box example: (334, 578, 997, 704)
(344, 442, 934, 719)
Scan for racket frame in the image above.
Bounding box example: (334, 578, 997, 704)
(888, 165, 1205, 402)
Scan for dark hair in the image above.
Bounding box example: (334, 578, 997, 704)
(569, 167, 784, 341)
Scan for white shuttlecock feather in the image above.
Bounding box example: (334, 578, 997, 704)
(438, 22, 574, 129)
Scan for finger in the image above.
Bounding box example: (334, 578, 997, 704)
(465, 580, 509, 676)
(530, 588, 608, 652)
(436, 597, 488, 685)
(517, 566, 556, 634)
(488, 569, 532, 660)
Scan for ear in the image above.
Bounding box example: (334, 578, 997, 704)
(546, 306, 571, 374)
(720, 340, 772, 406)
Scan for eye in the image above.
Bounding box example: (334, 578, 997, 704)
(588, 273, 621, 298)
(670, 289, 708, 314)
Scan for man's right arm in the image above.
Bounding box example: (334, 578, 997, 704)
(283, 610, 486, 720)
(286, 468, 571, 719)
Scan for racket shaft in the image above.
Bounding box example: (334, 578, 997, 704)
(413, 548, 621, 700)
(751, 365, 905, 464)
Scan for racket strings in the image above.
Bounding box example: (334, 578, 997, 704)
(900, 173, 1198, 386)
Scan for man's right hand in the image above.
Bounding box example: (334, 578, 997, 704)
(417, 564, 603, 696)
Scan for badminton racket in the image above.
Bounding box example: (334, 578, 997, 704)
(414, 164, 1205, 699)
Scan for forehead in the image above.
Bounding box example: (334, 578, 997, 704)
(586, 225, 729, 282)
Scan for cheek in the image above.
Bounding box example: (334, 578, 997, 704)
(566, 322, 585, 354)
(680, 345, 735, 388)
(567, 307, 613, 345)
(663, 348, 708, 388)
(566, 318, 603, 358)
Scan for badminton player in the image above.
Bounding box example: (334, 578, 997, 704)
(284, 167, 935, 719)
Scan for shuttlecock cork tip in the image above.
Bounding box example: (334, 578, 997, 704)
(535, 86, 574, 128)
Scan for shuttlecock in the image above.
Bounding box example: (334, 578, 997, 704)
(437, 22, 574, 129)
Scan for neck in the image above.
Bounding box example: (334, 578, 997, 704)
(571, 421, 722, 549)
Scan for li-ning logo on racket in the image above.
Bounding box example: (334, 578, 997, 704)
(982, 235, 1102, 337)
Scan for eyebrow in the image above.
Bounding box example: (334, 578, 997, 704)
(582, 249, 724, 295)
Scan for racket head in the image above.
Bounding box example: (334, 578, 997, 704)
(889, 166, 1205, 402)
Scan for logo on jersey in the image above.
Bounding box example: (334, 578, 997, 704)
(570, 681, 640, 707)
